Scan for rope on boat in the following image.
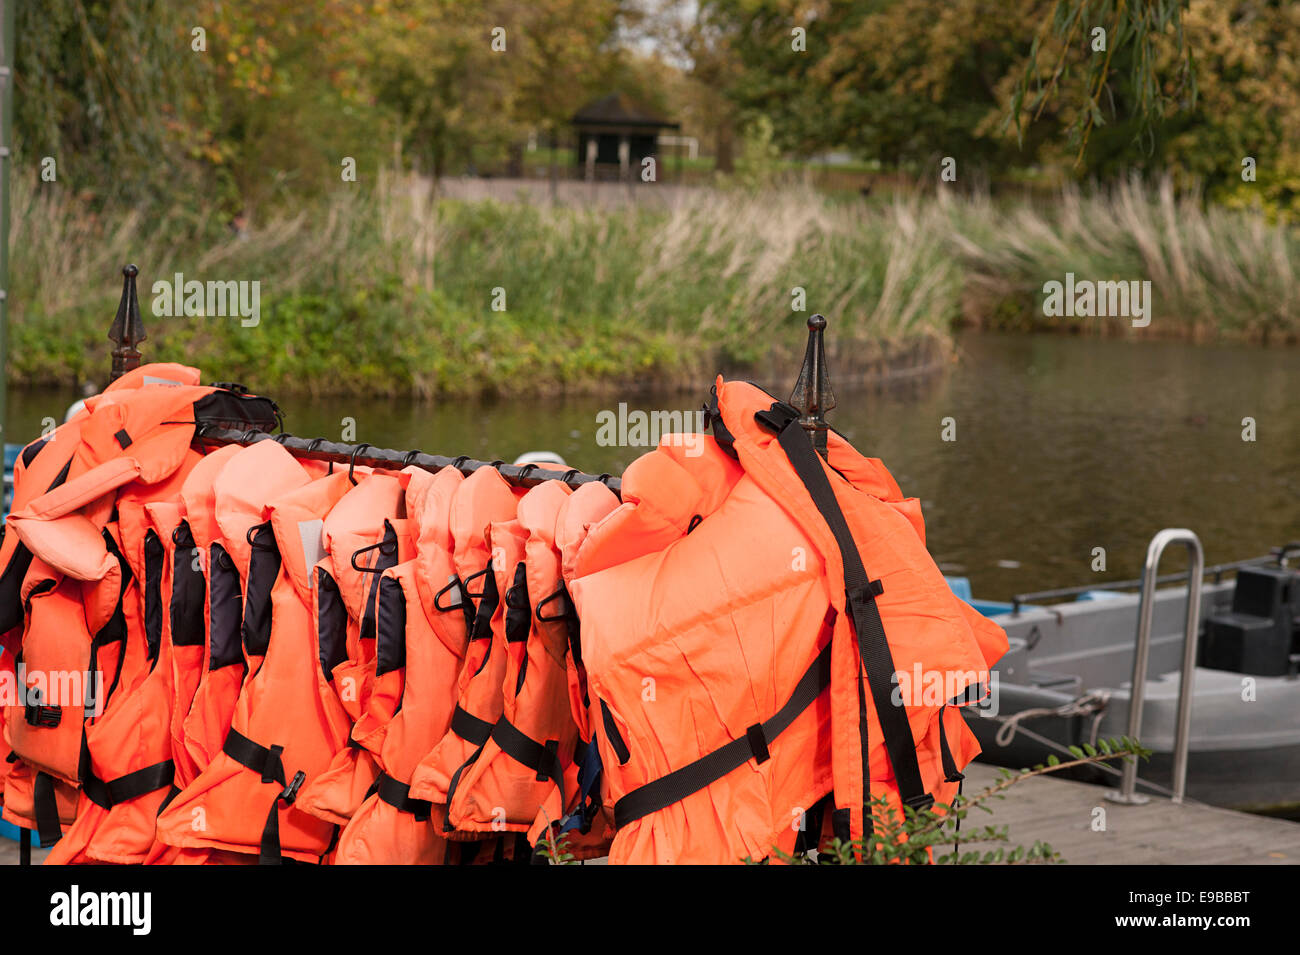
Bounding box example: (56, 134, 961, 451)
(992, 690, 1112, 749)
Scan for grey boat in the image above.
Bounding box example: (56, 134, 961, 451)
(955, 530, 1300, 813)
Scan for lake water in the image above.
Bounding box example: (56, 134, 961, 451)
(8, 331, 1296, 600)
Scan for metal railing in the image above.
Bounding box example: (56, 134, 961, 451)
(1009, 551, 1286, 615)
(1106, 528, 1204, 805)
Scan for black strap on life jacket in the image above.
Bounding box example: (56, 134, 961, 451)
(375, 771, 432, 822)
(82, 761, 176, 810)
(80, 728, 176, 811)
(440, 700, 496, 828)
(598, 700, 630, 765)
(440, 567, 499, 825)
(612, 640, 833, 830)
(536, 582, 588, 710)
(489, 717, 565, 807)
(937, 702, 965, 783)
(450, 704, 493, 746)
(32, 771, 63, 848)
(755, 400, 934, 818)
(441, 747, 487, 833)
(222, 728, 306, 865)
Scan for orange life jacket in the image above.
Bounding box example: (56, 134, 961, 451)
(567, 379, 1007, 863)
(44, 454, 202, 864)
(333, 467, 460, 863)
(293, 471, 413, 829)
(407, 466, 521, 811)
(3, 529, 135, 848)
(142, 445, 247, 867)
(177, 443, 312, 779)
(155, 467, 357, 863)
(447, 479, 586, 838)
(527, 480, 621, 856)
(168, 444, 242, 789)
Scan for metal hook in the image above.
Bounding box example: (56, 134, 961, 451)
(402, 449, 422, 467)
(451, 455, 471, 473)
(516, 463, 539, 482)
(348, 443, 371, 485)
(559, 468, 580, 487)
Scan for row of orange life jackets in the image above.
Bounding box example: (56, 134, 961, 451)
(0, 364, 1008, 864)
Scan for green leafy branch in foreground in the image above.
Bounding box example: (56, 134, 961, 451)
(756, 736, 1153, 865)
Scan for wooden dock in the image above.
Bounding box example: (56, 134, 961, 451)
(960, 762, 1300, 864)
(3, 764, 1298, 865)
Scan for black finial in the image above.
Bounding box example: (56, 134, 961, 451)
(789, 313, 836, 458)
(108, 263, 146, 382)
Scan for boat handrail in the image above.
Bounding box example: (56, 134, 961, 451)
(1106, 528, 1204, 806)
(1009, 551, 1282, 614)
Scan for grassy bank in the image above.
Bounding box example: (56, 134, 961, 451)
(9, 176, 1297, 397)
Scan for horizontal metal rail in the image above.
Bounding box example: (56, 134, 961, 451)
(1010, 552, 1285, 614)
(194, 425, 623, 497)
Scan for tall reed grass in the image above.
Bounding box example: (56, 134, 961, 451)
(8, 174, 1296, 396)
(951, 177, 1300, 339)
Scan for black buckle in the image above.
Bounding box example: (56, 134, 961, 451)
(537, 740, 560, 782)
(848, 579, 885, 605)
(904, 793, 935, 813)
(24, 689, 61, 728)
(280, 770, 306, 805)
(745, 723, 771, 764)
(262, 744, 285, 784)
(211, 381, 250, 395)
(754, 401, 800, 434)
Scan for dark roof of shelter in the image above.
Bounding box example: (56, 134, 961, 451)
(571, 93, 678, 129)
